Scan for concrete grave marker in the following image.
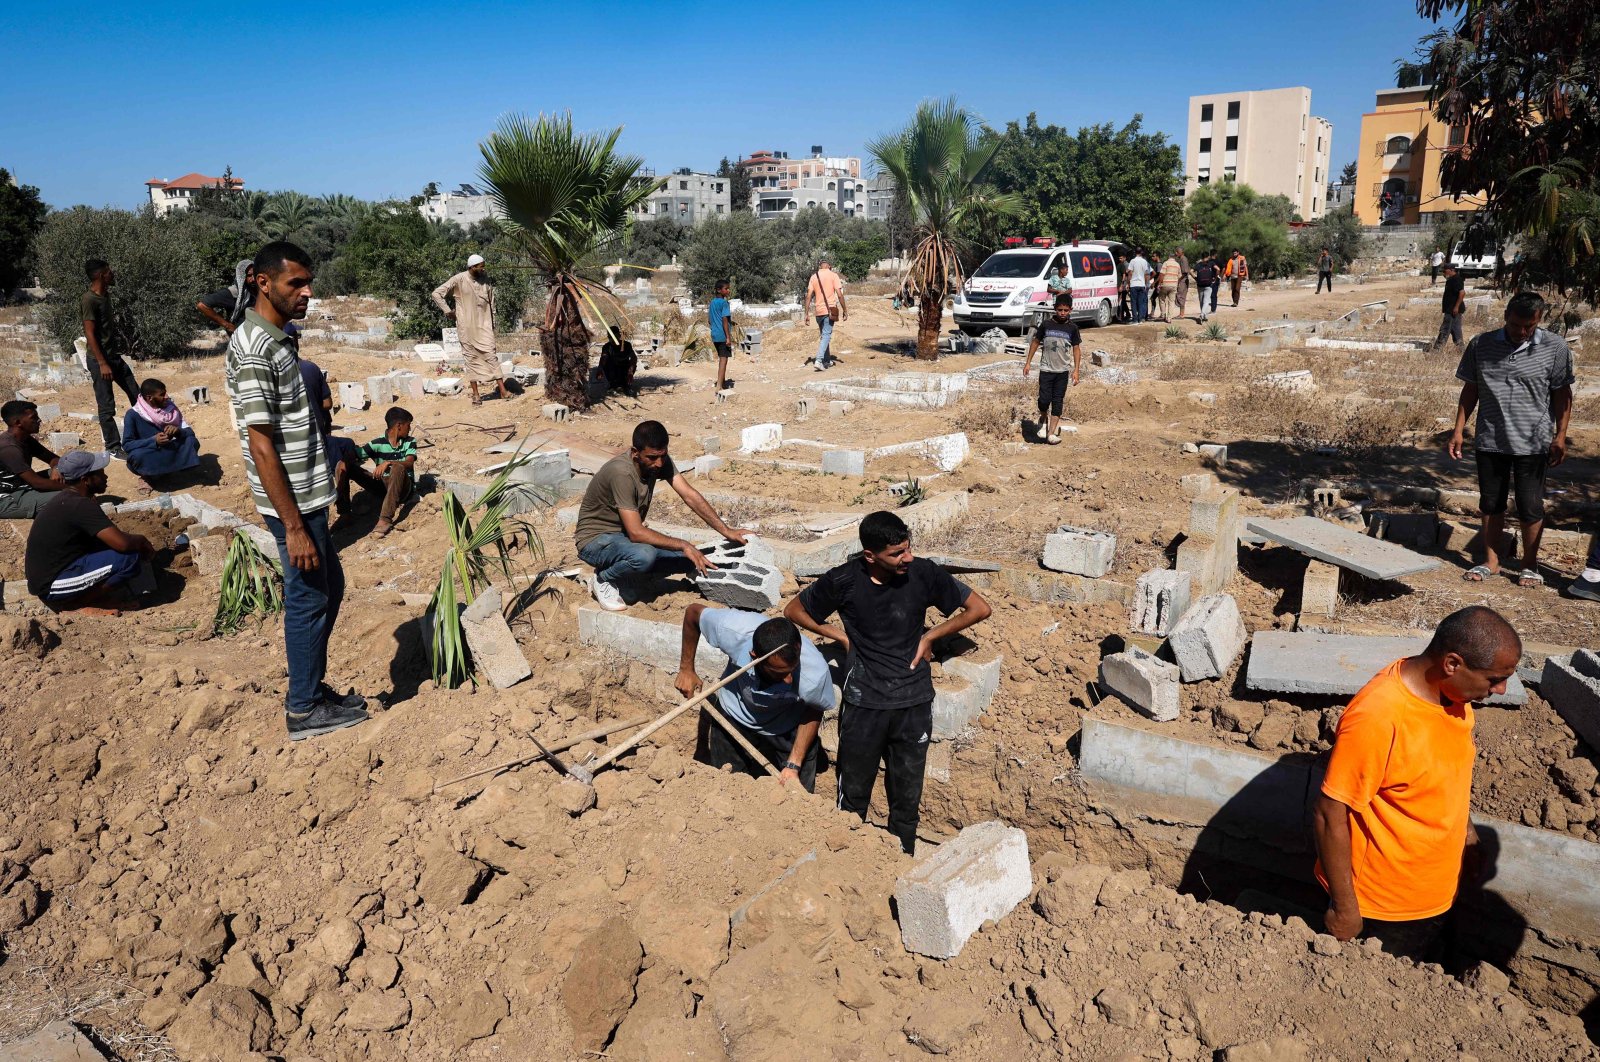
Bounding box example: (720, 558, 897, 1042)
(1248, 630, 1525, 705)
(1246, 516, 1440, 580)
(1042, 526, 1116, 578)
(895, 821, 1032, 959)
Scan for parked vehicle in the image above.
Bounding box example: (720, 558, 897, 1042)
(1449, 241, 1499, 278)
(953, 240, 1127, 333)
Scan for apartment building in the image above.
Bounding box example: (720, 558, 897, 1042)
(1184, 87, 1331, 220)
(1353, 86, 1485, 226)
(419, 184, 499, 227)
(144, 172, 244, 216)
(634, 169, 730, 226)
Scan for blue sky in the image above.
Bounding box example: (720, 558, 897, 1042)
(1, 0, 1442, 209)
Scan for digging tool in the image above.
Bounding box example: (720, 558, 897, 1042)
(579, 647, 781, 777)
(432, 715, 650, 791)
(528, 732, 591, 784)
(699, 701, 781, 778)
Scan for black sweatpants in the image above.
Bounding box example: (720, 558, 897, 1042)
(697, 709, 819, 793)
(1316, 271, 1333, 293)
(1037, 370, 1070, 418)
(835, 700, 932, 855)
(93, 356, 139, 449)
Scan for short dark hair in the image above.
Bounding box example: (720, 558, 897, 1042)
(715, 279, 730, 292)
(632, 420, 669, 451)
(1054, 293, 1072, 308)
(84, 258, 108, 280)
(753, 616, 802, 665)
(384, 405, 413, 428)
(139, 378, 166, 400)
(1424, 605, 1521, 669)
(1506, 291, 1545, 320)
(1, 399, 36, 425)
(860, 510, 910, 553)
(254, 241, 313, 278)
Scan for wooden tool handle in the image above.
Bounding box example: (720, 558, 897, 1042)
(433, 714, 650, 791)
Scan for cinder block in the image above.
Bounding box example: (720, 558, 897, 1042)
(1091, 350, 1112, 366)
(460, 587, 531, 689)
(1181, 473, 1217, 496)
(186, 385, 210, 405)
(1166, 594, 1247, 682)
(1300, 560, 1341, 617)
(693, 455, 724, 476)
(338, 382, 368, 411)
(35, 403, 61, 421)
(1176, 533, 1221, 597)
(188, 533, 229, 577)
(1540, 651, 1600, 754)
(795, 398, 814, 418)
(931, 654, 1003, 738)
(1198, 443, 1228, 466)
(739, 422, 783, 452)
(1131, 570, 1191, 637)
(894, 821, 1032, 958)
(541, 403, 569, 423)
(1042, 526, 1115, 578)
(695, 543, 782, 610)
(821, 449, 865, 476)
(47, 432, 80, 449)
(1099, 647, 1181, 721)
(828, 401, 854, 416)
(700, 435, 721, 455)
(367, 375, 396, 407)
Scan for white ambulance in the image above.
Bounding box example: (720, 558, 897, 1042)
(953, 239, 1127, 333)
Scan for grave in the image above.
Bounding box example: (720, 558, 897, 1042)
(1258, 370, 1315, 393)
(1042, 526, 1116, 578)
(820, 450, 865, 476)
(1246, 516, 1441, 580)
(1540, 651, 1600, 753)
(475, 449, 573, 488)
(805, 371, 970, 410)
(338, 382, 368, 411)
(1247, 630, 1525, 705)
(738, 423, 783, 453)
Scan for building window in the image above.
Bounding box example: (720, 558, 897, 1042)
(715, 183, 724, 192)
(1313, 198, 1319, 213)
(1316, 136, 1322, 153)
(1226, 101, 1240, 120)
(1223, 166, 1236, 181)
(717, 205, 724, 213)
(1199, 137, 1211, 153)
(1225, 135, 1238, 151)
(1385, 135, 1412, 154)
(1201, 103, 1213, 121)
(1448, 125, 1465, 146)
(1197, 175, 1210, 185)
(679, 180, 688, 190)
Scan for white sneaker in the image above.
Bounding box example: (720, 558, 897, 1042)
(590, 575, 626, 612)
(1048, 432, 1062, 445)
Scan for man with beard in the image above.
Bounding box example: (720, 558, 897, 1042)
(574, 419, 752, 612)
(431, 253, 507, 406)
(226, 241, 368, 742)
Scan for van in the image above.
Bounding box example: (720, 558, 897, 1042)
(1449, 241, 1498, 278)
(953, 240, 1127, 333)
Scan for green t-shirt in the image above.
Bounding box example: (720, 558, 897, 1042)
(81, 290, 120, 359)
(361, 434, 417, 467)
(574, 453, 675, 551)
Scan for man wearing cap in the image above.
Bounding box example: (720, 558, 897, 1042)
(24, 450, 155, 614)
(431, 254, 506, 406)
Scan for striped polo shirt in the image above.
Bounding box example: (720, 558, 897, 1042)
(1455, 326, 1575, 455)
(360, 434, 417, 466)
(226, 309, 333, 517)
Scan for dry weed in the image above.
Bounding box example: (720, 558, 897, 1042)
(957, 380, 1031, 438)
(1157, 346, 1251, 383)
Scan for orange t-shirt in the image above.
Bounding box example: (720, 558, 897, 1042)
(1315, 659, 1476, 920)
(807, 268, 843, 318)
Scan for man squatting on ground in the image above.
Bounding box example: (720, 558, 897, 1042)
(1448, 291, 1573, 590)
(1314, 605, 1520, 961)
(227, 241, 369, 742)
(575, 420, 752, 612)
(677, 605, 833, 792)
(1022, 293, 1082, 445)
(24, 450, 155, 615)
(785, 511, 991, 854)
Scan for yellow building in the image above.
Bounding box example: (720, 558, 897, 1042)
(1354, 86, 1485, 226)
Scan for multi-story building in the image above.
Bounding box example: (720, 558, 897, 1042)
(634, 169, 730, 225)
(862, 174, 896, 224)
(1353, 86, 1486, 226)
(144, 172, 244, 216)
(753, 174, 863, 220)
(740, 147, 861, 197)
(419, 183, 499, 227)
(1184, 87, 1331, 220)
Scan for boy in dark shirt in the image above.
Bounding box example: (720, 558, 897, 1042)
(785, 510, 991, 853)
(1433, 264, 1467, 351)
(25, 450, 155, 615)
(1022, 294, 1082, 444)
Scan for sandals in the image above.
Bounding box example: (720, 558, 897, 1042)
(1517, 569, 1545, 589)
(1462, 563, 1547, 589)
(1462, 565, 1495, 583)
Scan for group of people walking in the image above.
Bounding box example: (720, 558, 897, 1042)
(1118, 248, 1248, 324)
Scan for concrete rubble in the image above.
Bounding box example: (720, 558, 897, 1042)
(1130, 570, 1191, 637)
(459, 588, 531, 689)
(1540, 651, 1600, 754)
(1042, 526, 1116, 578)
(1177, 488, 1241, 595)
(1099, 647, 1180, 722)
(894, 821, 1032, 959)
(1247, 630, 1526, 705)
(1166, 594, 1247, 682)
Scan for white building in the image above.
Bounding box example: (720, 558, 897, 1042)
(1184, 87, 1333, 220)
(753, 174, 863, 220)
(635, 170, 730, 225)
(144, 172, 244, 217)
(419, 184, 499, 227)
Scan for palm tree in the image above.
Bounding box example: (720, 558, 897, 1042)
(262, 191, 320, 242)
(478, 112, 660, 408)
(868, 98, 1021, 359)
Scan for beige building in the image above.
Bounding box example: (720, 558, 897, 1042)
(144, 172, 244, 216)
(1184, 87, 1332, 220)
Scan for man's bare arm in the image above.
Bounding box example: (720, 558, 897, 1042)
(96, 526, 154, 557)
(911, 589, 992, 668)
(83, 320, 112, 376)
(1447, 382, 1478, 460)
(783, 596, 848, 651)
(246, 425, 317, 570)
(1312, 793, 1363, 940)
(676, 602, 710, 697)
(196, 302, 234, 333)
(671, 474, 748, 543)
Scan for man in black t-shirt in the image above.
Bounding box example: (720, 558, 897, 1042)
(24, 450, 155, 615)
(1432, 265, 1467, 352)
(785, 510, 991, 854)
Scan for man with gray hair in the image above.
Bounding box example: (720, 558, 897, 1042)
(1448, 292, 1574, 589)
(431, 253, 506, 405)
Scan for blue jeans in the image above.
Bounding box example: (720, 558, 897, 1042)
(43, 548, 141, 601)
(578, 531, 695, 585)
(265, 506, 343, 713)
(1130, 287, 1148, 323)
(815, 315, 834, 365)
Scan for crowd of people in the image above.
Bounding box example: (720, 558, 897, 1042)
(1114, 247, 1251, 324)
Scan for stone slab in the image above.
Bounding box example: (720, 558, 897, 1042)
(484, 430, 616, 475)
(894, 820, 1032, 959)
(1, 1020, 109, 1060)
(820, 449, 865, 476)
(1246, 630, 1525, 705)
(459, 588, 531, 689)
(1167, 594, 1247, 682)
(868, 432, 969, 473)
(738, 423, 783, 453)
(1042, 526, 1115, 578)
(1540, 651, 1600, 754)
(1245, 516, 1441, 580)
(46, 432, 80, 449)
(695, 543, 783, 610)
(1099, 647, 1180, 721)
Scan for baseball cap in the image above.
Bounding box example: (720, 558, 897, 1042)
(467, 253, 485, 267)
(58, 450, 112, 481)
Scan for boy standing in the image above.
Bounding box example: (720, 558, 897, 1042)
(709, 280, 734, 392)
(353, 406, 417, 537)
(1021, 294, 1081, 444)
(784, 511, 991, 854)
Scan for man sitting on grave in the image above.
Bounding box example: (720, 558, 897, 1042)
(25, 450, 156, 615)
(121, 378, 201, 482)
(575, 419, 751, 612)
(0, 400, 64, 519)
(675, 605, 833, 791)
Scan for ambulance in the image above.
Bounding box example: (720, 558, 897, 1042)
(953, 238, 1128, 333)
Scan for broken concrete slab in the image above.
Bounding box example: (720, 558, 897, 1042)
(1247, 630, 1525, 705)
(46, 432, 80, 449)
(1540, 651, 1600, 754)
(2, 1020, 109, 1060)
(1167, 594, 1247, 682)
(1099, 647, 1180, 721)
(338, 381, 368, 410)
(1131, 570, 1191, 637)
(828, 400, 853, 416)
(932, 654, 1003, 738)
(460, 588, 531, 689)
(483, 429, 617, 474)
(867, 432, 969, 473)
(476, 450, 572, 487)
(443, 478, 555, 517)
(820, 449, 865, 476)
(1198, 443, 1228, 466)
(966, 567, 1134, 608)
(1246, 515, 1441, 580)
(894, 821, 1032, 959)
(1042, 526, 1116, 578)
(806, 372, 969, 410)
(695, 543, 783, 611)
(738, 423, 783, 453)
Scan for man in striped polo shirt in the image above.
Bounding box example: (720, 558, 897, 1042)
(227, 242, 368, 741)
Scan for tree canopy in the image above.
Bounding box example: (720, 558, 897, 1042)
(0, 169, 48, 296)
(1183, 182, 1303, 277)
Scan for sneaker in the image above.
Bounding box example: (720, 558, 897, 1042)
(286, 702, 369, 741)
(318, 684, 368, 712)
(1048, 433, 1062, 445)
(1567, 578, 1600, 602)
(590, 575, 626, 612)
(108, 447, 127, 462)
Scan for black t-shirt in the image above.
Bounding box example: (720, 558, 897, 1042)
(1441, 275, 1466, 315)
(199, 286, 251, 326)
(0, 432, 54, 496)
(797, 556, 970, 710)
(81, 290, 121, 359)
(25, 492, 114, 597)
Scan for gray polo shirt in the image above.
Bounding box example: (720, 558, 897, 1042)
(1455, 326, 1574, 455)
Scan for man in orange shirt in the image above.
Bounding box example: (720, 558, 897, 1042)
(1225, 250, 1249, 307)
(805, 259, 847, 371)
(1313, 605, 1520, 961)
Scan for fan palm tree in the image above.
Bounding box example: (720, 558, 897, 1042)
(262, 190, 320, 242)
(868, 98, 1022, 359)
(478, 112, 660, 408)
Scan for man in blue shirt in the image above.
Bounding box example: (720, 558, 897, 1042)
(708, 280, 734, 393)
(676, 604, 833, 791)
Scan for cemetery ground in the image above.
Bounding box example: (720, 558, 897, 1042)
(1, 268, 1599, 1060)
